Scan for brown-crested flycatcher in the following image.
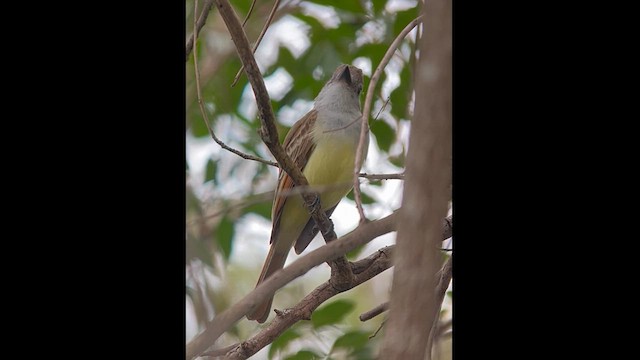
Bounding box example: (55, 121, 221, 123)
(247, 64, 369, 323)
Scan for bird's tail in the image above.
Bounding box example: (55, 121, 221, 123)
(246, 244, 289, 323)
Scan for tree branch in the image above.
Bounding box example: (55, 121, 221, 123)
(353, 14, 424, 223)
(442, 215, 453, 240)
(359, 241, 453, 324)
(359, 301, 389, 322)
(241, 0, 257, 27)
(427, 254, 453, 355)
(201, 344, 239, 358)
(359, 172, 405, 180)
(222, 246, 396, 359)
(205, 124, 278, 166)
(222, 213, 452, 359)
(379, 0, 451, 356)
(185, 212, 398, 360)
(231, 0, 282, 87)
(360, 215, 453, 322)
(191, 0, 278, 168)
(186, 0, 215, 61)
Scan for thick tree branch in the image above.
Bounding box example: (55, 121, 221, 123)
(185, 212, 398, 360)
(379, 0, 451, 357)
(186, 0, 215, 61)
(353, 14, 424, 223)
(222, 246, 396, 359)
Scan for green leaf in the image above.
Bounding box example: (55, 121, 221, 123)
(204, 159, 217, 184)
(372, 0, 388, 14)
(370, 119, 395, 152)
(390, 63, 413, 120)
(312, 299, 355, 328)
(192, 233, 214, 268)
(305, 41, 342, 79)
(393, 6, 420, 37)
(268, 329, 301, 360)
(244, 198, 272, 220)
(330, 330, 371, 354)
(326, 22, 362, 55)
(346, 244, 365, 260)
(389, 150, 405, 168)
(229, 0, 251, 16)
(186, 185, 202, 215)
(350, 344, 375, 360)
(283, 350, 321, 360)
(215, 216, 234, 260)
(356, 43, 388, 65)
(312, 0, 365, 14)
(294, 14, 327, 33)
(188, 103, 210, 138)
(346, 189, 376, 205)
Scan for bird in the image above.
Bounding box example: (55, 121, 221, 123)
(247, 64, 369, 323)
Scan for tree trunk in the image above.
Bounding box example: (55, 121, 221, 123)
(378, 0, 451, 358)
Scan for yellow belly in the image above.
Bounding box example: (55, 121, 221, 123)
(303, 138, 357, 207)
(276, 137, 357, 243)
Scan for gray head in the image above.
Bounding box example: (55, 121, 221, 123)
(315, 64, 364, 111)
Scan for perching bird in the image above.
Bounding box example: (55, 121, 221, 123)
(247, 64, 369, 323)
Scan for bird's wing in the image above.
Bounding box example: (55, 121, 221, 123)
(270, 109, 318, 244)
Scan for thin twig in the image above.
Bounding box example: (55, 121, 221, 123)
(186, 0, 215, 61)
(374, 96, 391, 120)
(436, 319, 452, 336)
(326, 95, 391, 133)
(207, 128, 278, 167)
(192, 0, 278, 167)
(231, 0, 282, 87)
(186, 191, 274, 227)
(353, 15, 424, 224)
(442, 215, 453, 240)
(187, 180, 362, 227)
(359, 301, 389, 321)
(201, 343, 239, 358)
(241, 0, 257, 27)
(369, 319, 386, 339)
(427, 255, 453, 356)
(359, 172, 405, 180)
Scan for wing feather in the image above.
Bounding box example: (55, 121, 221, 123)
(270, 110, 318, 243)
